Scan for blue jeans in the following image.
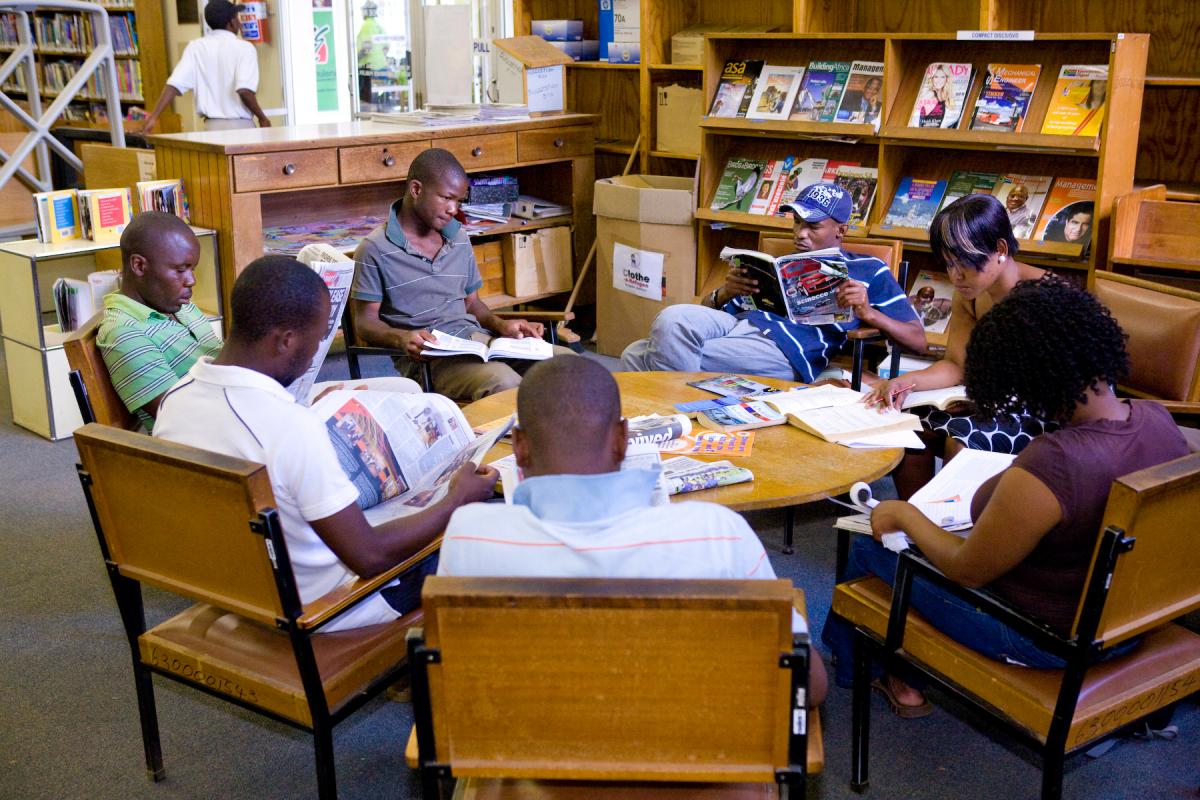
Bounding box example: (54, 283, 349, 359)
(380, 551, 440, 616)
(822, 537, 1071, 687)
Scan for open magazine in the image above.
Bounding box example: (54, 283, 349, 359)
(309, 388, 512, 523)
(719, 245, 852, 325)
(289, 243, 357, 403)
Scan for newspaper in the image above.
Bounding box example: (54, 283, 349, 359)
(489, 440, 670, 506)
(627, 414, 692, 448)
(309, 388, 512, 524)
(288, 243, 357, 404)
(661, 456, 754, 495)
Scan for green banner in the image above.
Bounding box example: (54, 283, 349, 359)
(313, 9, 338, 112)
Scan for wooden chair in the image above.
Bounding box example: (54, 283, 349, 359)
(408, 576, 821, 799)
(832, 452, 1200, 800)
(1108, 184, 1200, 276)
(63, 313, 139, 430)
(342, 302, 570, 391)
(74, 423, 433, 799)
(757, 235, 910, 391)
(1093, 271, 1200, 450)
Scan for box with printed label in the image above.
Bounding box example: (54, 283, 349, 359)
(594, 175, 695, 356)
(503, 226, 574, 297)
(531, 19, 583, 41)
(607, 41, 640, 65)
(670, 25, 729, 65)
(656, 84, 703, 155)
(547, 40, 600, 61)
(613, 0, 640, 42)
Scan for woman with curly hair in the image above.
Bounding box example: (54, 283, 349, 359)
(824, 279, 1188, 716)
(865, 193, 1052, 498)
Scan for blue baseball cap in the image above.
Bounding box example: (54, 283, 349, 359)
(779, 182, 853, 224)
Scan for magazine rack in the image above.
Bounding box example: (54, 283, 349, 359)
(695, 32, 1147, 294)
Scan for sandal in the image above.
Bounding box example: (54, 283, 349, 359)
(871, 676, 933, 719)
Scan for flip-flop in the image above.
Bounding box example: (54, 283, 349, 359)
(871, 677, 933, 719)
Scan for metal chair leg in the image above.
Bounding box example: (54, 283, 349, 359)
(131, 662, 165, 781)
(313, 721, 337, 800)
(851, 629, 872, 793)
(783, 506, 795, 555)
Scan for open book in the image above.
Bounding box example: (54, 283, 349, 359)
(719, 245, 852, 325)
(761, 384, 921, 445)
(310, 388, 511, 524)
(902, 385, 969, 411)
(422, 329, 553, 362)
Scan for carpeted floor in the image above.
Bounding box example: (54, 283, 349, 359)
(0, 345, 1195, 799)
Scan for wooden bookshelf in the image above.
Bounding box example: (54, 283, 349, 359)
(696, 32, 1147, 291)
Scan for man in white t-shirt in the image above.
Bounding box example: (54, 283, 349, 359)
(439, 356, 828, 704)
(141, 1, 271, 132)
(154, 255, 498, 632)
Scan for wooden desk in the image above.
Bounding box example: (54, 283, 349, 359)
(147, 115, 598, 330)
(462, 371, 903, 550)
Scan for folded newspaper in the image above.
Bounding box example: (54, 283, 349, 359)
(309, 388, 512, 524)
(289, 243, 356, 404)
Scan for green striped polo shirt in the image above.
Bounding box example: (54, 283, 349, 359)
(97, 293, 222, 431)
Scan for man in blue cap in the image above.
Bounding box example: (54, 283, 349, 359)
(621, 182, 925, 383)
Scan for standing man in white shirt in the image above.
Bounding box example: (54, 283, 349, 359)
(141, 1, 271, 133)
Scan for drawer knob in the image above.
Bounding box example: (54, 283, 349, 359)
(554, 137, 564, 148)
(282, 163, 296, 176)
(382, 154, 396, 167)
(471, 147, 483, 157)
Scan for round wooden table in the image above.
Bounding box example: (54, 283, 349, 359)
(462, 372, 904, 552)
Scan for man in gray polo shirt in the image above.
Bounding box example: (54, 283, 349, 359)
(351, 148, 573, 402)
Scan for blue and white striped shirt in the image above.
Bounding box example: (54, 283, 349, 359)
(724, 251, 917, 382)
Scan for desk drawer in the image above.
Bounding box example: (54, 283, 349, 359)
(441, 133, 517, 170)
(339, 141, 429, 184)
(517, 125, 594, 162)
(233, 149, 337, 193)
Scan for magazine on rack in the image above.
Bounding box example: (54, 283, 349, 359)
(311, 387, 513, 522)
(718, 245, 853, 325)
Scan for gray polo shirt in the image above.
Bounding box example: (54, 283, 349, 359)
(351, 200, 484, 337)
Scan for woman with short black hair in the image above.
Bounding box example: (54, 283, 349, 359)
(865, 193, 1051, 497)
(825, 278, 1188, 716)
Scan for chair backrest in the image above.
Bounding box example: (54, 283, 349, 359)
(1077, 452, 1200, 644)
(341, 300, 364, 349)
(63, 313, 140, 430)
(1093, 272, 1200, 402)
(74, 424, 289, 625)
(757, 233, 904, 281)
(420, 576, 796, 782)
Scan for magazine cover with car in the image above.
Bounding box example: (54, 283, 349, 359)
(719, 245, 852, 325)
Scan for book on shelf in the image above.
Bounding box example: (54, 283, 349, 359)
(833, 165, 878, 226)
(708, 59, 764, 118)
(774, 159, 860, 215)
(710, 157, 766, 213)
(745, 65, 805, 121)
(33, 188, 80, 244)
(901, 385, 969, 411)
(790, 60, 851, 122)
(136, 179, 190, 222)
(905, 270, 955, 337)
(992, 173, 1053, 240)
(938, 171, 1001, 215)
(77, 188, 133, 244)
(834, 61, 885, 126)
(421, 329, 553, 362)
(747, 157, 791, 215)
(758, 384, 921, 444)
(685, 374, 782, 398)
(718, 245, 853, 325)
(461, 202, 513, 223)
(1034, 177, 1097, 251)
(695, 400, 787, 433)
(52, 270, 120, 333)
(908, 62, 973, 129)
(1041, 65, 1108, 137)
(969, 64, 1041, 133)
(312, 388, 512, 522)
(513, 194, 569, 219)
(882, 177, 948, 230)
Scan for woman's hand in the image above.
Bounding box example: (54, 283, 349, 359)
(870, 500, 914, 541)
(863, 378, 915, 411)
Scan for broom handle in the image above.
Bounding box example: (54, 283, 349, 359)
(561, 135, 642, 318)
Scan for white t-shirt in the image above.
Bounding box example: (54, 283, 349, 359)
(167, 30, 259, 120)
(439, 470, 805, 633)
(154, 358, 398, 632)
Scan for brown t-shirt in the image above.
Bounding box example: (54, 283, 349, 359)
(985, 400, 1187, 631)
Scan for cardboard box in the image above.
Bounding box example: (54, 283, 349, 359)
(547, 39, 600, 61)
(594, 175, 696, 357)
(598, 0, 638, 61)
(670, 25, 729, 65)
(607, 40, 640, 64)
(494, 36, 573, 114)
(503, 226, 574, 297)
(531, 19, 583, 40)
(655, 84, 704, 155)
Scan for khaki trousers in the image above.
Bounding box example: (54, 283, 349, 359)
(402, 331, 576, 403)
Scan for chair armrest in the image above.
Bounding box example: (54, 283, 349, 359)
(793, 587, 808, 619)
(493, 310, 574, 322)
(888, 549, 1074, 658)
(297, 538, 442, 630)
(349, 343, 407, 358)
(846, 326, 884, 341)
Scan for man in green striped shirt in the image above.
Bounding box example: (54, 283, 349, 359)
(98, 212, 222, 431)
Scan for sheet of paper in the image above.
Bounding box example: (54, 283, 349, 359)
(908, 449, 1016, 528)
(612, 242, 665, 301)
(841, 429, 926, 449)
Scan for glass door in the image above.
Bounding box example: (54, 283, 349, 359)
(349, 0, 412, 114)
